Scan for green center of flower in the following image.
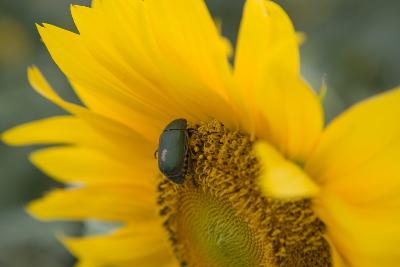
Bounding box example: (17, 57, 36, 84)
(158, 120, 332, 266)
(177, 189, 267, 267)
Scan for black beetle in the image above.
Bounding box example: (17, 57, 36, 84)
(157, 119, 191, 184)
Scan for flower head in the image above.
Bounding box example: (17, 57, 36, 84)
(3, 0, 400, 266)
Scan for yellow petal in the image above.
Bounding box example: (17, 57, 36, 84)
(64, 223, 175, 266)
(69, 4, 175, 114)
(70, 1, 235, 131)
(306, 88, 400, 204)
(71, 1, 236, 129)
(85, 0, 161, 80)
(324, 235, 348, 267)
(37, 0, 240, 136)
(36, 22, 167, 140)
(235, 0, 299, 80)
(30, 146, 155, 186)
(70, 2, 165, 100)
(255, 142, 319, 199)
(145, 0, 232, 94)
(234, 0, 323, 161)
(316, 192, 400, 267)
(2, 116, 102, 146)
(27, 67, 156, 163)
(144, 0, 238, 128)
(306, 88, 400, 266)
(27, 185, 157, 222)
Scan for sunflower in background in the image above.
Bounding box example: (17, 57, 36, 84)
(3, 0, 400, 266)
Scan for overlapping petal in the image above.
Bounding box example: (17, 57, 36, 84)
(316, 193, 400, 267)
(64, 223, 176, 267)
(38, 0, 239, 140)
(30, 146, 154, 186)
(2, 116, 103, 147)
(255, 141, 319, 199)
(25, 67, 156, 162)
(234, 0, 323, 161)
(27, 183, 157, 223)
(35, 23, 166, 140)
(307, 88, 400, 203)
(307, 88, 400, 265)
(143, 0, 238, 127)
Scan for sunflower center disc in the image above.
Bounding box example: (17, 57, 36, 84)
(158, 120, 332, 267)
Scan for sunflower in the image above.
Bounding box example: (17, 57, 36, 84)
(3, 0, 400, 266)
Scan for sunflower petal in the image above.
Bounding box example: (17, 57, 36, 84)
(85, 0, 162, 81)
(255, 142, 319, 199)
(27, 185, 157, 222)
(234, 0, 323, 161)
(144, 0, 238, 127)
(70, 1, 236, 130)
(307, 88, 400, 265)
(324, 235, 348, 267)
(27, 67, 156, 162)
(63, 223, 175, 266)
(307, 88, 400, 203)
(316, 193, 400, 267)
(69, 4, 174, 115)
(36, 23, 166, 139)
(1, 116, 102, 146)
(30, 146, 155, 186)
(235, 0, 299, 80)
(145, 0, 232, 94)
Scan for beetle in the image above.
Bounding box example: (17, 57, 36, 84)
(157, 118, 191, 184)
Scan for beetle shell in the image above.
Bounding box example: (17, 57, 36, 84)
(157, 119, 190, 184)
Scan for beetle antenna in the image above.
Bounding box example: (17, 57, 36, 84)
(154, 149, 158, 159)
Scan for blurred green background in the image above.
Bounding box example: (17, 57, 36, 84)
(0, 0, 399, 266)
